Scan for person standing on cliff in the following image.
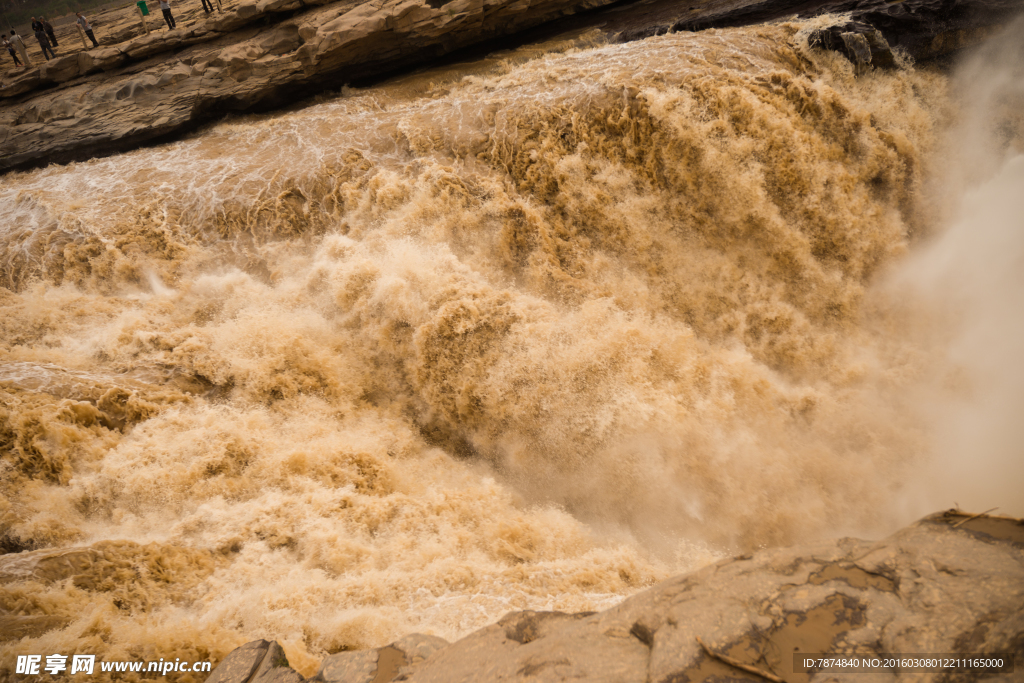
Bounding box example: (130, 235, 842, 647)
(200, 0, 215, 14)
(31, 19, 56, 60)
(76, 12, 100, 47)
(158, 0, 177, 29)
(40, 17, 59, 47)
(3, 34, 23, 67)
(7, 29, 30, 66)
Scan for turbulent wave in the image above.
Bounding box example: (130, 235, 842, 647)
(0, 17, 1020, 679)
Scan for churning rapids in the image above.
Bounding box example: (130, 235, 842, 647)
(2, 14, 1022, 680)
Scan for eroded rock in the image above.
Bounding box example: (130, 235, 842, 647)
(213, 512, 1021, 682)
(206, 640, 303, 683)
(39, 54, 83, 84)
(77, 47, 129, 74)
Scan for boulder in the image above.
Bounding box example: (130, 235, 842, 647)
(809, 21, 897, 68)
(308, 649, 379, 683)
(216, 512, 1021, 683)
(205, 640, 303, 683)
(39, 54, 82, 84)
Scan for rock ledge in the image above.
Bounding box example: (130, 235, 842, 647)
(209, 511, 1024, 682)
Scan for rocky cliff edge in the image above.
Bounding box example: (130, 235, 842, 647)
(205, 510, 1024, 683)
(1, 0, 1020, 175)
(0, 0, 620, 174)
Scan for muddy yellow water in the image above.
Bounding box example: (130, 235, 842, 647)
(1, 15, 1022, 680)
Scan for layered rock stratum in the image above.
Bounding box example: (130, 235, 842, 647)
(0, 0, 1019, 174)
(204, 511, 1024, 683)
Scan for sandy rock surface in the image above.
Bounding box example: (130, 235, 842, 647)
(207, 511, 1024, 682)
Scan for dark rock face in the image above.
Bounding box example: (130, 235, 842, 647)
(805, 0, 1020, 67)
(666, 0, 1021, 45)
(210, 511, 1024, 683)
(607, 0, 1022, 67)
(844, 0, 1022, 62)
(605, 0, 1021, 79)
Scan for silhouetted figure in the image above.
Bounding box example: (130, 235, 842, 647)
(3, 34, 23, 66)
(76, 12, 100, 47)
(158, 0, 177, 29)
(200, 0, 215, 13)
(32, 21, 55, 60)
(41, 17, 58, 47)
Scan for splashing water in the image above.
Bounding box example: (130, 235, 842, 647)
(1, 16, 1021, 680)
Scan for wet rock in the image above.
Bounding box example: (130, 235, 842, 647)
(668, 0, 1019, 44)
(206, 640, 303, 683)
(809, 21, 897, 68)
(630, 0, 1021, 67)
(805, 0, 1020, 70)
(842, 0, 1021, 63)
(301, 511, 1022, 683)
